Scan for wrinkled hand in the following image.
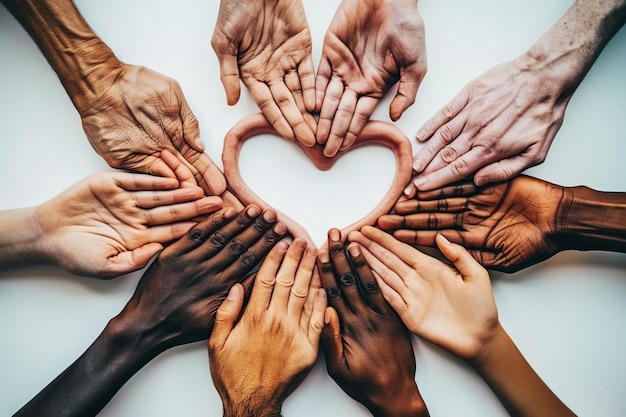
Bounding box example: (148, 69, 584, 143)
(209, 238, 326, 417)
(348, 226, 499, 364)
(211, 0, 317, 146)
(408, 58, 569, 193)
(118, 205, 287, 349)
(380, 175, 564, 272)
(316, 0, 426, 157)
(35, 160, 223, 278)
(78, 63, 228, 197)
(319, 228, 428, 417)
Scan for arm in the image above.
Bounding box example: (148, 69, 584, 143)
(0, 0, 231, 197)
(348, 226, 575, 417)
(318, 228, 428, 417)
(208, 238, 326, 417)
(408, 0, 626, 192)
(315, 0, 427, 156)
(13, 205, 287, 417)
(0, 152, 223, 278)
(379, 175, 626, 272)
(211, 0, 317, 147)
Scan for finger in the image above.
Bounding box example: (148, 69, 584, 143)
(320, 307, 345, 371)
(166, 207, 237, 256)
(347, 243, 388, 314)
(410, 180, 478, 201)
(412, 117, 469, 176)
(413, 89, 470, 173)
(369, 267, 413, 326)
(307, 289, 327, 348)
(412, 147, 489, 191)
(382, 212, 462, 231)
(324, 89, 358, 157)
(143, 155, 178, 180)
(209, 284, 245, 349)
(317, 250, 350, 319)
(300, 268, 321, 332)
(270, 238, 307, 314)
(132, 186, 204, 210)
(435, 234, 488, 283)
(355, 244, 409, 307)
(248, 240, 290, 311)
(298, 54, 316, 112)
(317, 75, 344, 145)
(222, 219, 289, 280)
(328, 228, 363, 313)
(114, 170, 180, 192)
(314, 56, 332, 112)
(269, 79, 315, 146)
(389, 67, 423, 121)
(392, 229, 464, 248)
(207, 206, 277, 273)
(474, 154, 532, 187)
(341, 96, 378, 151)
(287, 244, 318, 319)
(247, 80, 295, 141)
(144, 196, 223, 225)
(215, 52, 241, 106)
(179, 94, 204, 151)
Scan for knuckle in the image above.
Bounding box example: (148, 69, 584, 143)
(450, 158, 471, 178)
(209, 231, 227, 247)
(228, 239, 245, 255)
(439, 124, 455, 144)
(339, 273, 356, 287)
(240, 250, 259, 267)
(326, 286, 342, 301)
(440, 146, 458, 163)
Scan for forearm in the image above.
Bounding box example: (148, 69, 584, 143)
(13, 315, 164, 417)
(472, 326, 575, 417)
(554, 185, 626, 253)
(0, 207, 49, 269)
(0, 0, 120, 111)
(519, 0, 626, 95)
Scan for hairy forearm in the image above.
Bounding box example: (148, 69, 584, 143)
(1, 0, 120, 111)
(13, 315, 164, 417)
(472, 326, 575, 417)
(0, 207, 49, 269)
(555, 185, 626, 253)
(519, 0, 626, 95)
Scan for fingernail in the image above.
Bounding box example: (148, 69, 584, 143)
(227, 285, 240, 300)
(247, 205, 261, 217)
(324, 308, 331, 324)
(416, 130, 426, 141)
(347, 244, 361, 258)
(436, 234, 450, 245)
(273, 222, 287, 235)
(403, 184, 414, 196)
(328, 228, 341, 242)
(263, 209, 277, 222)
(318, 250, 330, 263)
(413, 158, 425, 172)
(224, 208, 237, 218)
(276, 240, 289, 253)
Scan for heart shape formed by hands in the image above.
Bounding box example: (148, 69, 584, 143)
(222, 113, 413, 249)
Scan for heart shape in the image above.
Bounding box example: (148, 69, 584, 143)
(222, 113, 413, 249)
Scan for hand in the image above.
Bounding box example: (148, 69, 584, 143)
(319, 228, 428, 417)
(209, 238, 326, 417)
(407, 57, 568, 193)
(379, 175, 565, 272)
(316, 0, 426, 157)
(211, 0, 317, 146)
(118, 204, 287, 349)
(348, 226, 499, 365)
(35, 164, 223, 278)
(78, 62, 229, 197)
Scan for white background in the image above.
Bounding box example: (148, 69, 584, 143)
(1, 1, 625, 416)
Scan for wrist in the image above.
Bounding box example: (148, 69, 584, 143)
(222, 399, 282, 417)
(0, 207, 50, 268)
(366, 379, 429, 417)
(554, 185, 626, 253)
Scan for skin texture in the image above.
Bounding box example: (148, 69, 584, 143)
(1, 0, 233, 201)
(407, 0, 626, 193)
(316, 0, 427, 157)
(348, 226, 576, 417)
(209, 238, 326, 417)
(211, 0, 317, 146)
(379, 175, 626, 273)
(319, 228, 429, 417)
(222, 113, 413, 248)
(0, 151, 222, 278)
(13, 205, 287, 417)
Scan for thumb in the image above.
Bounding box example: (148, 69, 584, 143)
(179, 96, 204, 152)
(321, 307, 344, 369)
(216, 53, 241, 106)
(389, 68, 422, 121)
(210, 284, 244, 348)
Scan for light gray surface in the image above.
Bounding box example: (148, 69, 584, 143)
(0, 1, 625, 416)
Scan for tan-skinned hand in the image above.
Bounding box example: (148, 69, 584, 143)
(209, 238, 326, 417)
(211, 0, 317, 147)
(315, 0, 426, 157)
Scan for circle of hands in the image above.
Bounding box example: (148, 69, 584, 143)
(11, 0, 612, 416)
